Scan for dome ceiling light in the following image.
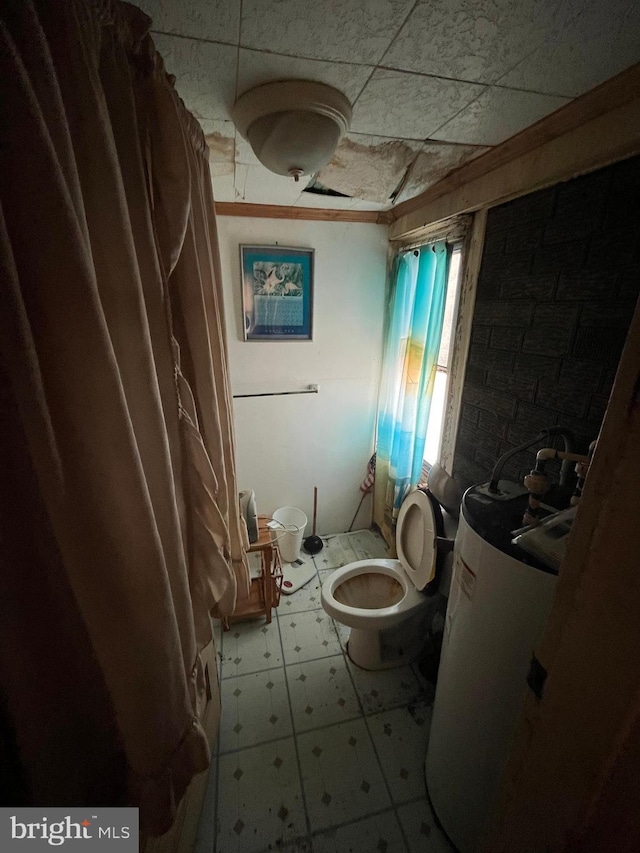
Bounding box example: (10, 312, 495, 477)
(232, 80, 352, 182)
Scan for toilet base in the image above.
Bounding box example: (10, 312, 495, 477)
(346, 618, 426, 671)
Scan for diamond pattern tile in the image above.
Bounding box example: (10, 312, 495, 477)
(221, 617, 283, 678)
(397, 798, 452, 853)
(312, 810, 406, 853)
(279, 608, 341, 665)
(218, 739, 306, 853)
(368, 706, 432, 803)
(346, 658, 421, 715)
(298, 719, 391, 831)
(201, 530, 442, 853)
(220, 667, 292, 753)
(287, 655, 360, 733)
(316, 534, 360, 570)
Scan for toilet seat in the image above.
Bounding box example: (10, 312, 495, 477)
(396, 488, 438, 591)
(322, 559, 427, 631)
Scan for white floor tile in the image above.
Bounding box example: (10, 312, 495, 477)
(346, 660, 422, 715)
(194, 757, 217, 853)
(217, 738, 307, 853)
(312, 809, 407, 852)
(297, 719, 391, 832)
(315, 535, 359, 570)
(221, 619, 283, 678)
(287, 655, 360, 733)
(220, 667, 293, 753)
(346, 529, 390, 560)
(279, 572, 323, 615)
(396, 798, 453, 853)
(367, 707, 431, 804)
(279, 609, 341, 665)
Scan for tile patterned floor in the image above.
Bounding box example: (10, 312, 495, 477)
(196, 529, 452, 853)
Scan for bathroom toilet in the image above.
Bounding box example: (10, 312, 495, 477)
(321, 488, 444, 670)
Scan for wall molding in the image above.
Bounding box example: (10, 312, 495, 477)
(389, 62, 640, 240)
(215, 201, 391, 225)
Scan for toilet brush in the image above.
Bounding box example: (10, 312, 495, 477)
(303, 487, 323, 555)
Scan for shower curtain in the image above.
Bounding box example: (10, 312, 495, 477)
(0, 0, 248, 834)
(373, 242, 450, 548)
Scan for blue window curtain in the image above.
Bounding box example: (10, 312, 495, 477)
(373, 241, 451, 548)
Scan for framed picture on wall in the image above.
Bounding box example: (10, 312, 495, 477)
(240, 245, 314, 341)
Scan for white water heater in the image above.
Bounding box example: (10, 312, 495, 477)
(425, 483, 558, 852)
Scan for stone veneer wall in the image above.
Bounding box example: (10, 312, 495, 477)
(452, 155, 640, 491)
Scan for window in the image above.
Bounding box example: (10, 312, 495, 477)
(423, 243, 463, 466)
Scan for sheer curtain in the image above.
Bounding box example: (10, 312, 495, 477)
(0, 0, 248, 833)
(373, 242, 451, 547)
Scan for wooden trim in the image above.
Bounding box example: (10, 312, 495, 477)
(391, 213, 472, 250)
(215, 201, 391, 225)
(390, 62, 640, 239)
(439, 209, 487, 474)
(485, 294, 640, 852)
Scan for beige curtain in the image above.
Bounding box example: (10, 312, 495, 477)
(0, 0, 249, 834)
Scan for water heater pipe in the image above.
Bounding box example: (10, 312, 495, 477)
(488, 426, 575, 494)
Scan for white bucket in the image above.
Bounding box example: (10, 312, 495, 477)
(272, 506, 307, 563)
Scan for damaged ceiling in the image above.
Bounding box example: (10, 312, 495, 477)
(137, 0, 640, 210)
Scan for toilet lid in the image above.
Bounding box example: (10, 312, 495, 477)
(396, 489, 438, 590)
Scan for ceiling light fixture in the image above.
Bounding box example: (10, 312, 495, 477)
(232, 80, 352, 182)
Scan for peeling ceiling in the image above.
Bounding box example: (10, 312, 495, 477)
(138, 0, 640, 210)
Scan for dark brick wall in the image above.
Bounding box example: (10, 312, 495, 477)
(452, 156, 640, 491)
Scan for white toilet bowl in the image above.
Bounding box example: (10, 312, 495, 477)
(321, 489, 442, 670)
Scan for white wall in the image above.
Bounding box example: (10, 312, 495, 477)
(217, 216, 388, 535)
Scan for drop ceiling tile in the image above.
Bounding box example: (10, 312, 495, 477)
(234, 130, 260, 167)
(349, 199, 390, 211)
(317, 134, 421, 204)
(240, 0, 415, 65)
(431, 86, 570, 147)
(211, 172, 238, 203)
(382, 0, 579, 85)
(234, 162, 303, 205)
(351, 69, 485, 139)
(138, 0, 241, 44)
(200, 119, 237, 177)
(393, 141, 490, 204)
(498, 1, 640, 97)
(199, 118, 235, 137)
(237, 49, 372, 105)
(152, 33, 237, 120)
(207, 140, 236, 178)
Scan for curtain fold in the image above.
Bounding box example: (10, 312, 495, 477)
(0, 0, 248, 834)
(373, 242, 451, 548)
